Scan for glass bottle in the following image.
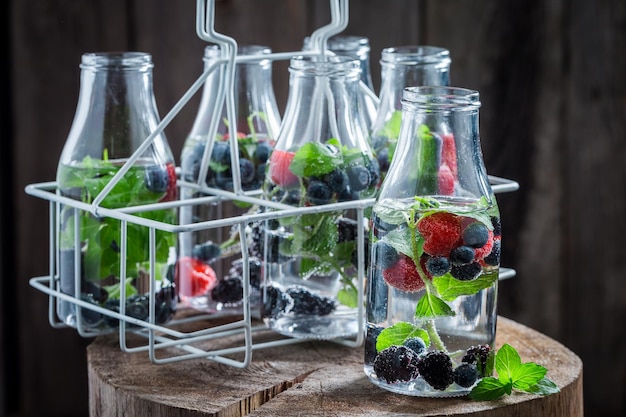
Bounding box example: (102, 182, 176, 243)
(262, 55, 379, 339)
(178, 45, 281, 312)
(370, 46, 451, 179)
(303, 35, 378, 132)
(365, 86, 501, 397)
(56, 52, 178, 333)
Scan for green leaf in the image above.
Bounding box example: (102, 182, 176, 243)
(415, 292, 455, 320)
(469, 377, 510, 401)
(373, 204, 411, 226)
(432, 269, 499, 301)
(375, 322, 430, 352)
(495, 343, 522, 385)
(383, 227, 416, 259)
(512, 363, 548, 391)
(378, 110, 402, 140)
(525, 377, 560, 395)
(337, 286, 358, 308)
(289, 142, 342, 178)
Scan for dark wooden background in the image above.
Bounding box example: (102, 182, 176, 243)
(2, 0, 625, 416)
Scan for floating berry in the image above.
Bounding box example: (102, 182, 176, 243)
(176, 256, 218, 297)
(425, 255, 451, 276)
(239, 158, 256, 184)
(491, 216, 502, 237)
(323, 168, 349, 193)
(346, 165, 371, 192)
(374, 345, 420, 383)
(441, 132, 458, 178)
(261, 285, 292, 319)
(144, 165, 169, 194)
(453, 363, 479, 388)
(463, 222, 490, 248)
(437, 164, 455, 195)
(211, 278, 244, 304)
(483, 237, 501, 266)
(366, 160, 381, 187)
(417, 212, 462, 257)
(161, 162, 178, 202)
(449, 246, 476, 265)
(463, 344, 494, 377)
(473, 230, 495, 260)
(382, 253, 424, 292)
(417, 351, 454, 390)
(336, 217, 359, 242)
(254, 141, 272, 163)
(269, 150, 299, 189)
(192, 241, 221, 263)
(211, 141, 231, 166)
(374, 241, 399, 270)
(403, 337, 427, 355)
(286, 287, 336, 316)
(306, 180, 332, 205)
(450, 262, 482, 281)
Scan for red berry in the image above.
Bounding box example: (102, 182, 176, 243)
(160, 162, 178, 202)
(473, 230, 495, 261)
(417, 212, 462, 256)
(222, 131, 246, 140)
(176, 256, 217, 297)
(382, 254, 425, 292)
(438, 164, 455, 195)
(441, 132, 458, 179)
(269, 150, 299, 189)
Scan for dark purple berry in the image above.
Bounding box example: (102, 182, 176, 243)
(425, 256, 451, 276)
(417, 351, 454, 390)
(262, 285, 292, 319)
(491, 216, 502, 237)
(211, 142, 231, 166)
(336, 217, 359, 242)
(450, 246, 475, 265)
(453, 363, 480, 387)
(463, 345, 494, 377)
(192, 241, 221, 263)
(306, 180, 332, 205)
(483, 239, 501, 266)
(144, 165, 169, 193)
(254, 141, 272, 163)
(373, 345, 420, 383)
(239, 158, 256, 184)
(286, 287, 335, 316)
(323, 168, 349, 193)
(366, 159, 381, 187)
(211, 278, 244, 304)
(450, 262, 482, 281)
(463, 222, 490, 248)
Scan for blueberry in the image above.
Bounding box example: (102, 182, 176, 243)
(374, 241, 399, 270)
(453, 363, 480, 388)
(366, 159, 381, 187)
(346, 165, 371, 192)
(182, 143, 205, 182)
(337, 187, 359, 202)
(306, 180, 332, 205)
(211, 142, 231, 166)
(254, 142, 272, 163)
(323, 168, 349, 193)
(450, 262, 482, 281)
(449, 246, 475, 265)
(239, 158, 256, 184)
(144, 165, 169, 193)
(193, 241, 221, 263)
(403, 337, 427, 355)
(425, 256, 451, 276)
(376, 147, 390, 174)
(463, 222, 490, 248)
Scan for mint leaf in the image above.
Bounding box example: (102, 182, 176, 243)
(525, 377, 560, 395)
(337, 286, 358, 308)
(496, 343, 522, 385)
(512, 363, 547, 391)
(289, 142, 342, 178)
(432, 269, 499, 301)
(469, 377, 510, 401)
(383, 227, 415, 259)
(375, 322, 430, 352)
(415, 292, 455, 319)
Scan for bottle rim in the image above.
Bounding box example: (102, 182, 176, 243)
(402, 86, 481, 110)
(289, 54, 361, 76)
(80, 52, 153, 71)
(380, 45, 451, 66)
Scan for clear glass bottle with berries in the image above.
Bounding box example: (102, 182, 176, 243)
(56, 52, 178, 333)
(370, 46, 451, 179)
(262, 55, 379, 339)
(365, 86, 501, 397)
(178, 45, 281, 313)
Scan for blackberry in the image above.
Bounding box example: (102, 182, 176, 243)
(483, 239, 501, 266)
(307, 180, 332, 205)
(373, 345, 420, 383)
(417, 351, 454, 390)
(449, 246, 475, 265)
(228, 257, 262, 289)
(126, 295, 150, 321)
(462, 345, 494, 377)
(155, 300, 176, 324)
(374, 241, 399, 270)
(365, 326, 382, 364)
(144, 165, 169, 193)
(239, 158, 256, 184)
(211, 278, 244, 304)
(323, 168, 349, 193)
(261, 285, 292, 319)
(491, 216, 502, 237)
(463, 222, 490, 248)
(346, 165, 371, 192)
(425, 256, 451, 276)
(192, 241, 221, 263)
(286, 287, 335, 316)
(254, 142, 272, 163)
(336, 217, 359, 243)
(450, 262, 482, 281)
(403, 337, 427, 355)
(83, 280, 109, 303)
(453, 363, 480, 388)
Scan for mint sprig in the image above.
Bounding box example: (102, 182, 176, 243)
(469, 343, 560, 401)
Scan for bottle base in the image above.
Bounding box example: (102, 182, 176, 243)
(268, 315, 358, 340)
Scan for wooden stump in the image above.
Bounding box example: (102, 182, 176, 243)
(87, 316, 583, 417)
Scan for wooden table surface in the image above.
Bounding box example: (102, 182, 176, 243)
(87, 316, 583, 417)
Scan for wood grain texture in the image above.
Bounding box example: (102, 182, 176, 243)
(87, 317, 582, 417)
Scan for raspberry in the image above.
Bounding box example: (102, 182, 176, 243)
(176, 256, 218, 297)
(441, 132, 458, 178)
(161, 162, 178, 201)
(269, 150, 299, 189)
(437, 164, 455, 195)
(473, 230, 495, 260)
(373, 345, 420, 383)
(417, 351, 454, 390)
(417, 212, 462, 256)
(382, 254, 424, 292)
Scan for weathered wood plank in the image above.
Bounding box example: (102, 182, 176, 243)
(87, 317, 582, 417)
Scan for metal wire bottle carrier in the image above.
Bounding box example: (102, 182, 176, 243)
(25, 0, 519, 367)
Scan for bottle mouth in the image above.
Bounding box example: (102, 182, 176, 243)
(381, 46, 451, 67)
(80, 52, 153, 71)
(289, 54, 361, 76)
(402, 86, 481, 110)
